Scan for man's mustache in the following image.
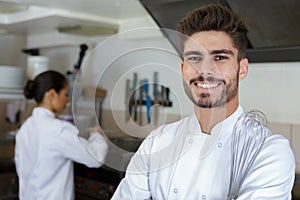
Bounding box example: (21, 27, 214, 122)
(189, 75, 225, 85)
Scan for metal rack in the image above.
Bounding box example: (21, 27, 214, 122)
(0, 88, 24, 101)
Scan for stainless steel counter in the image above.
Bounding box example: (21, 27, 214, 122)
(0, 134, 18, 199)
(0, 133, 16, 163)
(74, 136, 143, 199)
(293, 174, 300, 200)
(0, 173, 18, 199)
(0, 136, 15, 145)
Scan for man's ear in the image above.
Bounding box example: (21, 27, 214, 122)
(239, 58, 248, 80)
(180, 61, 185, 73)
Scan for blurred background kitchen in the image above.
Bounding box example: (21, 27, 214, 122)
(0, 0, 299, 199)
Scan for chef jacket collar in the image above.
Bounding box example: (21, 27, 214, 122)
(32, 107, 55, 119)
(192, 105, 244, 139)
(191, 105, 244, 159)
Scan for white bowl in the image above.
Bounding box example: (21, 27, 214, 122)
(0, 65, 25, 76)
(0, 66, 25, 88)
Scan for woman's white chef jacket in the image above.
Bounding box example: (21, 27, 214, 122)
(15, 107, 108, 200)
(112, 106, 295, 200)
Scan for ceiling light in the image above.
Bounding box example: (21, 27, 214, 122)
(58, 25, 118, 36)
(0, 2, 28, 14)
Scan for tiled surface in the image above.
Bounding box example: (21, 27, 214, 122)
(268, 122, 292, 142)
(101, 109, 182, 138)
(292, 125, 300, 173)
(268, 122, 299, 173)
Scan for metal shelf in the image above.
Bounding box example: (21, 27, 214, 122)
(0, 88, 24, 101)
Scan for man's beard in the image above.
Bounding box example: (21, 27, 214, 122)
(183, 74, 239, 108)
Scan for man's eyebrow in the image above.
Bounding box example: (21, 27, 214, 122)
(183, 50, 203, 57)
(210, 49, 234, 55)
(183, 49, 234, 57)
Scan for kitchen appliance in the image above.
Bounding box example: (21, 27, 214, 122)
(140, 0, 300, 62)
(74, 135, 143, 199)
(74, 164, 120, 200)
(58, 114, 94, 138)
(0, 134, 19, 199)
(293, 174, 300, 200)
(70, 44, 89, 99)
(23, 48, 49, 80)
(0, 172, 18, 200)
(26, 56, 49, 80)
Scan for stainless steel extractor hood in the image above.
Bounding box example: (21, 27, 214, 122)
(140, 0, 300, 63)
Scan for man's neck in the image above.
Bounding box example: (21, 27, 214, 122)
(194, 101, 238, 134)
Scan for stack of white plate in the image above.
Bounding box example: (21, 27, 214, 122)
(0, 65, 26, 89)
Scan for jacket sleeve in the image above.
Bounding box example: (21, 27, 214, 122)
(14, 133, 20, 176)
(112, 132, 155, 200)
(58, 124, 108, 168)
(238, 134, 295, 200)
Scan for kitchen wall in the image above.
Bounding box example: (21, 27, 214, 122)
(239, 62, 300, 173)
(0, 34, 26, 67)
(0, 25, 299, 172)
(240, 62, 300, 124)
(2, 33, 300, 124)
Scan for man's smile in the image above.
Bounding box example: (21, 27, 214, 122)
(193, 81, 222, 89)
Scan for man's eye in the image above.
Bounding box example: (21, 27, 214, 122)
(215, 55, 228, 61)
(186, 56, 202, 62)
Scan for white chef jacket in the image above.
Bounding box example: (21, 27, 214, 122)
(15, 107, 108, 200)
(112, 106, 295, 200)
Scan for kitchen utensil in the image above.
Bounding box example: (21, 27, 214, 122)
(165, 87, 170, 106)
(74, 44, 88, 71)
(58, 114, 94, 138)
(131, 73, 138, 121)
(72, 44, 89, 99)
(143, 79, 151, 124)
(74, 114, 94, 138)
(161, 85, 165, 106)
(138, 80, 144, 126)
(227, 110, 271, 200)
(153, 72, 159, 126)
(125, 79, 131, 122)
(6, 103, 16, 123)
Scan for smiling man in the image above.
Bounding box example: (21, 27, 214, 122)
(180, 29, 248, 133)
(112, 4, 295, 199)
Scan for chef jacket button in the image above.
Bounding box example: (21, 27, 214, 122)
(173, 188, 178, 193)
(218, 143, 222, 147)
(189, 139, 193, 144)
(201, 195, 206, 199)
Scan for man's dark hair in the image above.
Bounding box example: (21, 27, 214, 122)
(177, 4, 249, 61)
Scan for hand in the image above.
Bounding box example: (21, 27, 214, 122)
(88, 125, 104, 137)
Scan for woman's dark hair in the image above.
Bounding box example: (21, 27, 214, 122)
(23, 70, 67, 103)
(177, 4, 249, 61)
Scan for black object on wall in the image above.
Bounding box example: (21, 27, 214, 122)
(140, 0, 300, 63)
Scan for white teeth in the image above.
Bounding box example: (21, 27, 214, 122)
(196, 82, 219, 89)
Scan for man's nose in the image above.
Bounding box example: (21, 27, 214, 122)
(192, 55, 217, 76)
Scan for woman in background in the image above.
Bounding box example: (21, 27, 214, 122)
(15, 70, 108, 200)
